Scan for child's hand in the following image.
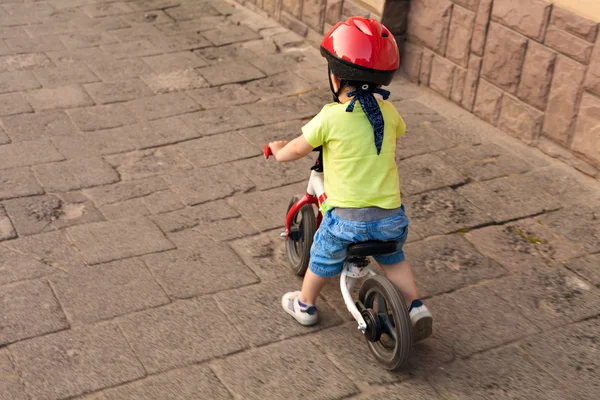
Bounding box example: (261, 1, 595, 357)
(268, 140, 288, 156)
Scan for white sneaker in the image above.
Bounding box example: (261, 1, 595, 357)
(282, 291, 318, 326)
(409, 301, 433, 343)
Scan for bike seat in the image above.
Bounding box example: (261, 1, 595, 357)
(347, 241, 397, 257)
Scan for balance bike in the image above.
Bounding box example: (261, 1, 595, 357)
(264, 144, 412, 370)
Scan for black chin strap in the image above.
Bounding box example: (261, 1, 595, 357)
(328, 67, 346, 103)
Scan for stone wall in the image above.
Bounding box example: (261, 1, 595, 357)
(399, 0, 600, 175)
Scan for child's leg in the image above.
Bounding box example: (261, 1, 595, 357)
(299, 269, 328, 305)
(380, 260, 418, 306)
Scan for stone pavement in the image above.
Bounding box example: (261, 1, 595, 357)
(0, 0, 599, 399)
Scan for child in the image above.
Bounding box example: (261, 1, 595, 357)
(268, 17, 433, 342)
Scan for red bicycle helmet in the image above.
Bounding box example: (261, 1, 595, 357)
(321, 17, 399, 86)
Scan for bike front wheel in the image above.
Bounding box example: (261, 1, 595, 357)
(285, 196, 316, 276)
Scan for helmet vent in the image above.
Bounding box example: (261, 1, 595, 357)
(382, 32, 389, 37)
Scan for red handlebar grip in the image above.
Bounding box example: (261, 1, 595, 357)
(264, 145, 273, 159)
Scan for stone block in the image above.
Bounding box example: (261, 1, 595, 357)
(243, 95, 318, 124)
(10, 324, 145, 400)
(82, 2, 134, 18)
(141, 69, 209, 93)
(105, 147, 193, 181)
(403, 187, 493, 241)
(481, 22, 527, 94)
(405, 234, 506, 297)
(0, 92, 32, 116)
(542, 56, 586, 146)
(101, 39, 162, 59)
(2, 111, 75, 142)
(50, 258, 169, 324)
(83, 176, 169, 206)
(156, 32, 213, 53)
(59, 31, 118, 49)
(198, 61, 265, 86)
(429, 56, 455, 98)
(533, 140, 599, 180)
(0, 71, 40, 93)
(143, 246, 258, 299)
(571, 92, 600, 166)
(396, 123, 454, 160)
(118, 297, 247, 373)
(211, 336, 358, 399)
(98, 198, 150, 220)
(451, 65, 466, 104)
(522, 319, 599, 400)
(67, 103, 139, 131)
(229, 229, 289, 281)
(517, 41, 556, 110)
(33, 65, 100, 88)
(381, 1, 410, 34)
(84, 79, 153, 104)
(0, 246, 54, 286)
(419, 50, 433, 85)
(127, 92, 200, 120)
(0, 350, 27, 400)
(491, 0, 551, 41)
(567, 254, 600, 286)
(585, 40, 600, 96)
(473, 78, 503, 125)
(245, 72, 317, 100)
(232, 155, 314, 191)
(32, 158, 119, 192)
(50, 131, 137, 159)
(398, 153, 466, 195)
(471, 0, 493, 55)
(0, 54, 52, 73)
(0, 139, 64, 170)
(497, 95, 544, 142)
(407, 0, 452, 54)
(143, 51, 208, 73)
(67, 218, 175, 265)
(545, 26, 593, 64)
(177, 132, 260, 168)
(360, 380, 442, 399)
(401, 42, 422, 82)
(446, 6, 474, 67)
(164, 3, 221, 21)
(167, 217, 257, 244)
(203, 23, 261, 46)
(301, 0, 326, 32)
(0, 205, 15, 241)
(88, 365, 231, 400)
(129, 117, 200, 149)
(0, 167, 44, 200)
(88, 58, 154, 81)
(26, 85, 94, 111)
(150, 200, 239, 233)
(6, 36, 65, 54)
(429, 346, 570, 399)
(461, 54, 482, 111)
(550, 6, 598, 43)
(0, 279, 68, 346)
(179, 107, 263, 136)
(539, 206, 600, 253)
(186, 84, 259, 109)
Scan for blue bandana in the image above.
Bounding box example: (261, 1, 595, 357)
(345, 84, 391, 155)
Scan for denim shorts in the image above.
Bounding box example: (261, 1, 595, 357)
(309, 205, 409, 277)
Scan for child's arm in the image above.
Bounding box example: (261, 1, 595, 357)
(269, 135, 314, 162)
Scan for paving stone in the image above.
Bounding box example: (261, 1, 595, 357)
(142, 190, 185, 214)
(110, 117, 199, 150)
(0, 126, 8, 144)
(358, 380, 443, 399)
(229, 229, 290, 281)
(0, 245, 55, 286)
(150, 199, 239, 233)
(165, 164, 255, 205)
(164, 3, 221, 21)
(88, 58, 154, 81)
(0, 349, 28, 400)
(179, 107, 263, 136)
(98, 197, 151, 220)
(567, 254, 600, 286)
(2, 111, 76, 142)
(405, 234, 507, 297)
(33, 157, 119, 192)
(403, 188, 492, 241)
(464, 218, 586, 272)
(248, 51, 319, 76)
(167, 216, 258, 244)
(0, 139, 64, 170)
(0, 167, 44, 200)
(4, 230, 86, 271)
(84, 78, 153, 104)
(429, 346, 569, 399)
(83, 176, 169, 206)
(47, 47, 108, 67)
(186, 83, 259, 110)
(228, 182, 307, 231)
(33, 65, 100, 88)
(0, 279, 68, 346)
(243, 95, 318, 124)
(143, 51, 208, 73)
(25, 21, 78, 37)
(0, 70, 40, 93)
(110, 25, 163, 42)
(427, 285, 538, 357)
(10, 323, 145, 400)
(0, 204, 16, 241)
(0, 92, 32, 116)
(439, 143, 534, 181)
(396, 123, 454, 160)
(87, 364, 232, 400)
(177, 131, 259, 168)
(3, 194, 104, 236)
(106, 146, 194, 181)
(539, 207, 600, 253)
(67, 218, 174, 264)
(0, 53, 52, 73)
(143, 244, 258, 298)
(203, 23, 261, 46)
(237, 120, 306, 147)
(519, 166, 597, 206)
(156, 32, 213, 53)
(398, 153, 466, 196)
(141, 68, 209, 93)
(6, 36, 65, 54)
(118, 297, 247, 373)
(50, 257, 169, 324)
(120, 8, 174, 24)
(485, 265, 600, 330)
(67, 103, 139, 131)
(50, 131, 138, 159)
(102, 39, 162, 59)
(211, 336, 358, 400)
(522, 318, 600, 400)
(26, 85, 94, 111)
(457, 176, 561, 223)
(198, 61, 265, 86)
(245, 72, 318, 100)
(127, 92, 200, 120)
(82, 2, 135, 18)
(59, 31, 118, 49)
(192, 41, 260, 65)
(70, 13, 129, 31)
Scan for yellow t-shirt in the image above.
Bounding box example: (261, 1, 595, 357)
(302, 100, 406, 209)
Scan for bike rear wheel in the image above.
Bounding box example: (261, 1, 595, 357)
(285, 197, 316, 276)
